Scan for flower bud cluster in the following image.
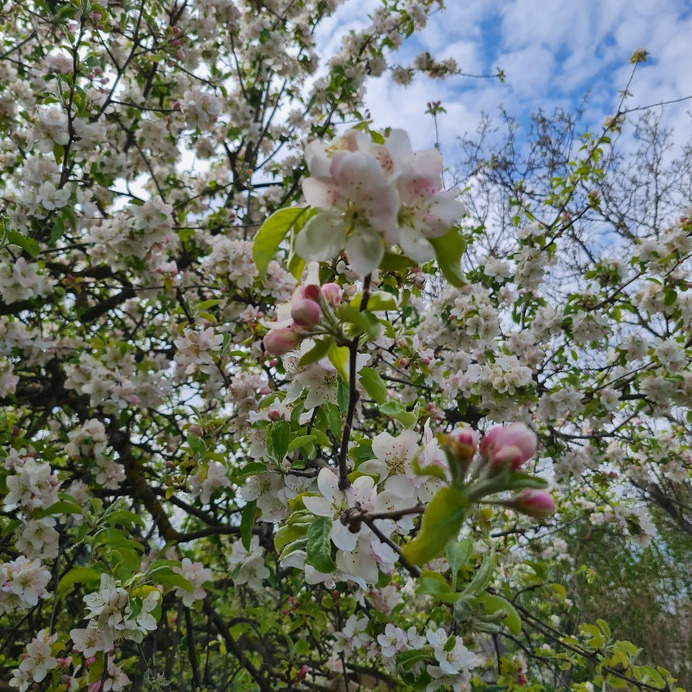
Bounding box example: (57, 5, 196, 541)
(443, 423, 556, 520)
(263, 282, 343, 356)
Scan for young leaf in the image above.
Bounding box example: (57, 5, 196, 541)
(306, 516, 336, 573)
(477, 593, 522, 634)
(402, 487, 468, 565)
(240, 500, 256, 550)
(58, 567, 102, 596)
(329, 346, 350, 383)
(446, 538, 473, 589)
(359, 367, 388, 404)
(429, 227, 465, 287)
(6, 230, 40, 258)
(268, 420, 290, 461)
(299, 338, 333, 366)
(252, 207, 311, 275)
(460, 551, 497, 598)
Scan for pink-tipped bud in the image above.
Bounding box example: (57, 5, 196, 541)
(445, 428, 478, 462)
(480, 423, 537, 471)
(264, 327, 300, 355)
(511, 489, 555, 519)
(443, 427, 478, 480)
(291, 299, 322, 328)
(321, 282, 343, 307)
(294, 283, 321, 302)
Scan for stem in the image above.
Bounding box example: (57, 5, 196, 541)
(336, 274, 372, 490)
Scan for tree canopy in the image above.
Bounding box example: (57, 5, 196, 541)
(0, 1, 689, 690)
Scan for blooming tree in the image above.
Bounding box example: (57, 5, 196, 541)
(0, 1, 689, 690)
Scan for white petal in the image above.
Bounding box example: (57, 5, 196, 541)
(345, 226, 384, 276)
(384, 475, 415, 498)
(398, 224, 435, 263)
(331, 519, 358, 551)
(316, 468, 341, 504)
(421, 193, 466, 236)
(303, 177, 340, 208)
(303, 495, 334, 517)
(330, 151, 386, 196)
(295, 212, 346, 261)
(357, 459, 388, 480)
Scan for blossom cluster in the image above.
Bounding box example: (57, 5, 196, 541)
(295, 128, 465, 275)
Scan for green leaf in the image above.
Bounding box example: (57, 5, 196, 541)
(35, 500, 83, 518)
(336, 305, 381, 340)
(274, 524, 308, 553)
(102, 509, 146, 528)
(477, 593, 521, 634)
(50, 216, 65, 245)
(429, 227, 465, 287)
(6, 230, 40, 257)
(380, 401, 417, 429)
(380, 252, 417, 272)
(502, 472, 549, 491)
(299, 338, 333, 366)
(240, 500, 256, 550)
(329, 346, 350, 383)
(664, 288, 677, 307)
(460, 551, 497, 598)
(236, 462, 268, 480)
(402, 487, 468, 565)
(306, 516, 336, 573)
(396, 649, 429, 671)
(446, 538, 473, 590)
(288, 252, 306, 281)
(359, 367, 388, 404)
(287, 434, 316, 452)
(268, 420, 290, 461)
(252, 207, 311, 275)
(351, 290, 397, 311)
(418, 575, 461, 604)
(156, 571, 193, 592)
(58, 567, 101, 596)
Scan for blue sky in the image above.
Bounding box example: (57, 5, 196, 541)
(317, 0, 692, 161)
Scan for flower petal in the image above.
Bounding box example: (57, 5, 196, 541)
(295, 212, 346, 261)
(345, 226, 384, 276)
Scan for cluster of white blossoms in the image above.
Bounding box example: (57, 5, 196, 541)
(64, 418, 126, 490)
(0, 556, 52, 614)
(0, 257, 54, 304)
(295, 128, 465, 275)
(4, 454, 62, 560)
(70, 574, 161, 655)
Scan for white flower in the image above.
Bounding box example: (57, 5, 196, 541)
(189, 461, 231, 504)
(359, 429, 419, 498)
(174, 558, 213, 607)
(303, 468, 374, 551)
(377, 623, 407, 657)
(70, 625, 106, 657)
(17, 629, 57, 683)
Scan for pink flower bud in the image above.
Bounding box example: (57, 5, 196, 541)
(512, 489, 555, 519)
(294, 283, 321, 302)
(443, 427, 478, 479)
(445, 428, 478, 460)
(290, 299, 322, 328)
(480, 423, 537, 471)
(264, 327, 300, 355)
(321, 282, 343, 306)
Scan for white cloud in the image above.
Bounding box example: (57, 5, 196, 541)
(353, 0, 692, 163)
